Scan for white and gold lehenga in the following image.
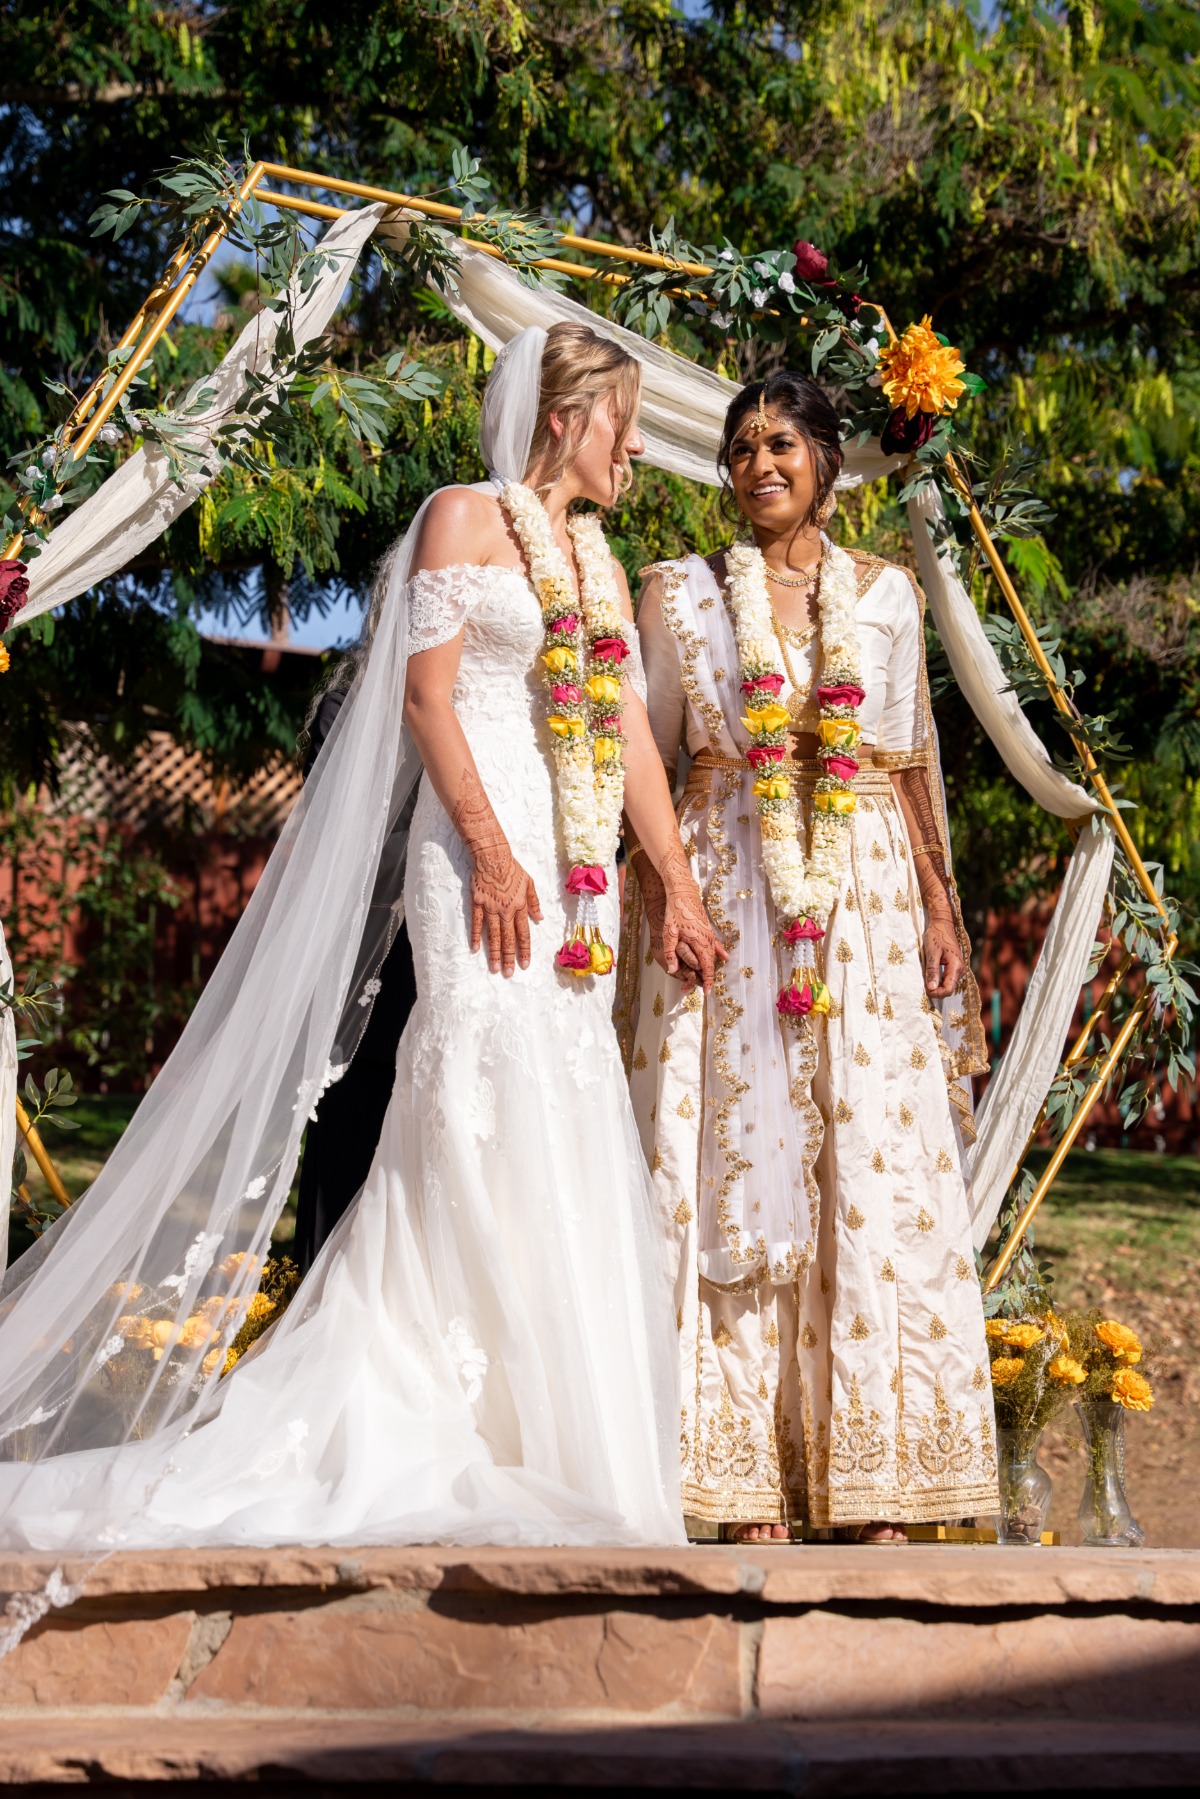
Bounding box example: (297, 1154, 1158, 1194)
(617, 548, 1000, 1528)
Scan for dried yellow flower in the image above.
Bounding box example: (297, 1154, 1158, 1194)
(246, 1293, 276, 1323)
(1111, 1368, 1153, 1411)
(1047, 1354, 1087, 1387)
(1095, 1320, 1142, 1364)
(990, 1356, 1025, 1387)
(1001, 1322, 1045, 1351)
(877, 316, 966, 418)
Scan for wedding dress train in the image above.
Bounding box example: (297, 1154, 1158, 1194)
(0, 561, 683, 1552)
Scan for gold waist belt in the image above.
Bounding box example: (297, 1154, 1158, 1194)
(684, 746, 895, 801)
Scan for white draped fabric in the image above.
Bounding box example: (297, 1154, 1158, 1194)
(0, 922, 16, 1279)
(8, 208, 1111, 1250)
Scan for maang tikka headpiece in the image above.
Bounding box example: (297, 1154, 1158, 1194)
(748, 388, 770, 435)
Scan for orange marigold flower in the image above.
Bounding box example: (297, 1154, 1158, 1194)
(877, 316, 966, 418)
(1002, 1322, 1045, 1351)
(990, 1356, 1025, 1387)
(1095, 1320, 1142, 1364)
(1111, 1368, 1153, 1411)
(1047, 1354, 1087, 1386)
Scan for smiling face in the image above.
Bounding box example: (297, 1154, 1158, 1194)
(727, 411, 822, 537)
(557, 388, 646, 508)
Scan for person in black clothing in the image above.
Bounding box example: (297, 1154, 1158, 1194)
(292, 689, 417, 1273)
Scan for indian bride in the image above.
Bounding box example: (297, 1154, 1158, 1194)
(0, 322, 721, 1576)
(619, 372, 999, 1543)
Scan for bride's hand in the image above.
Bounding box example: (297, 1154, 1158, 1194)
(922, 911, 963, 999)
(470, 845, 542, 978)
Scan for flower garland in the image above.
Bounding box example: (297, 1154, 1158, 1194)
(725, 538, 864, 1024)
(499, 481, 631, 978)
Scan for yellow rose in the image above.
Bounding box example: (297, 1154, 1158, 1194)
(1001, 1322, 1045, 1351)
(585, 674, 621, 705)
(589, 938, 615, 975)
(542, 647, 577, 674)
(990, 1356, 1025, 1387)
(1095, 1319, 1142, 1363)
(814, 789, 857, 816)
(1111, 1367, 1153, 1411)
(547, 714, 585, 739)
(818, 717, 862, 749)
(753, 776, 792, 801)
(985, 1319, 1009, 1341)
(1047, 1354, 1087, 1387)
(741, 703, 791, 736)
(593, 736, 619, 764)
(809, 980, 831, 1016)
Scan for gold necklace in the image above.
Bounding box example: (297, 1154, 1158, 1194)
(764, 561, 820, 589)
(768, 573, 822, 726)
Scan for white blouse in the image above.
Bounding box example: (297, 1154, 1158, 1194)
(639, 551, 924, 771)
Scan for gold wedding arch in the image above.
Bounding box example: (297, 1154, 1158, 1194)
(4, 157, 1178, 1287)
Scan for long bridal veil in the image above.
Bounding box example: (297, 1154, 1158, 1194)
(0, 329, 551, 1614)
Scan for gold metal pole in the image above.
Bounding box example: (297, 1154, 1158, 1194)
(69, 161, 267, 462)
(14, 1097, 71, 1208)
(254, 188, 629, 287)
(255, 162, 716, 276)
(943, 453, 1169, 931)
(983, 982, 1155, 1291)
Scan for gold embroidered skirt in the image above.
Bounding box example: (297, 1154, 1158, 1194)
(619, 761, 999, 1527)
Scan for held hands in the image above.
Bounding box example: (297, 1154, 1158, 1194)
(921, 910, 963, 999)
(643, 843, 728, 995)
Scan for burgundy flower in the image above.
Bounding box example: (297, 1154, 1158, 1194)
(792, 240, 829, 284)
(0, 559, 30, 632)
(880, 408, 938, 456)
(836, 290, 863, 321)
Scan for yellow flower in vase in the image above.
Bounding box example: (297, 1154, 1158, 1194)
(1095, 1320, 1143, 1363)
(1047, 1354, 1087, 1387)
(990, 1356, 1025, 1387)
(1000, 1322, 1045, 1351)
(1110, 1368, 1153, 1411)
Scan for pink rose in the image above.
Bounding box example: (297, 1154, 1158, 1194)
(824, 754, 859, 781)
(777, 981, 814, 1018)
(597, 715, 622, 732)
(746, 744, 785, 769)
(552, 683, 582, 704)
(556, 938, 592, 971)
(566, 865, 608, 897)
(549, 613, 579, 635)
(741, 673, 785, 696)
(592, 635, 629, 663)
(783, 917, 824, 945)
(792, 241, 829, 283)
(817, 683, 866, 708)
(0, 559, 30, 632)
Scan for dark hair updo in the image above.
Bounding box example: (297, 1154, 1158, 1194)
(717, 372, 843, 524)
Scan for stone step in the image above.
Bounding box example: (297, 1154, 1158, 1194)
(1, 1545, 1198, 1789)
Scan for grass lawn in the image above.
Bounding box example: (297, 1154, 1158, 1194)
(14, 1104, 1200, 1544)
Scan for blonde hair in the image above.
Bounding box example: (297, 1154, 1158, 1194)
(523, 321, 641, 496)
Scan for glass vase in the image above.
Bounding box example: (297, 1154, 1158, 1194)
(995, 1426, 1053, 1544)
(1075, 1397, 1145, 1547)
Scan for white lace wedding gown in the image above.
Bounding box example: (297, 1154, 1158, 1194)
(6, 564, 683, 1551)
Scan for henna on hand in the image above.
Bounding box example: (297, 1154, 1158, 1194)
(452, 767, 542, 977)
(653, 840, 727, 995)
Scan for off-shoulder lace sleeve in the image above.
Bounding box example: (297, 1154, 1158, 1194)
(406, 564, 491, 654)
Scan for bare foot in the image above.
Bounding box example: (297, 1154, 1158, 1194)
(857, 1520, 908, 1543)
(728, 1521, 790, 1543)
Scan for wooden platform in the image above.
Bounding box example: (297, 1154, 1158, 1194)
(1, 1544, 1198, 1790)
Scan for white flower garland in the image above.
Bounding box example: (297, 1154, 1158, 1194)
(726, 538, 864, 1022)
(499, 481, 631, 977)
